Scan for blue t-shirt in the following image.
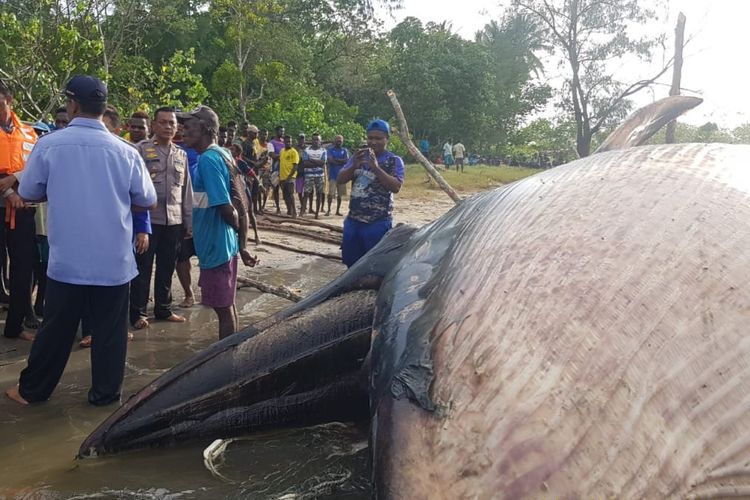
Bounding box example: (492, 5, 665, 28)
(343, 150, 405, 223)
(326, 146, 350, 181)
(191, 145, 238, 269)
(19, 118, 156, 286)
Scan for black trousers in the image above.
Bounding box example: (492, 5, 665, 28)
(130, 224, 181, 325)
(18, 278, 129, 405)
(0, 207, 36, 338)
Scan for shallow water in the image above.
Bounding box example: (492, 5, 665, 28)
(0, 256, 370, 499)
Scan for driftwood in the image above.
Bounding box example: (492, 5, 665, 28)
(261, 213, 344, 234)
(257, 221, 342, 245)
(260, 240, 342, 261)
(387, 89, 462, 205)
(237, 276, 303, 302)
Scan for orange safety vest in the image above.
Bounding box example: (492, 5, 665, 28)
(0, 110, 36, 175)
(0, 111, 37, 228)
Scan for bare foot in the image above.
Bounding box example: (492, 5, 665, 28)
(161, 313, 186, 323)
(79, 335, 92, 348)
(178, 296, 195, 308)
(133, 318, 149, 330)
(18, 331, 35, 342)
(5, 385, 28, 406)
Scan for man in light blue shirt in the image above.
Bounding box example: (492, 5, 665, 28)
(5, 75, 156, 407)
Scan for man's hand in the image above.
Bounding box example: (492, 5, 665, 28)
(240, 248, 258, 267)
(6, 192, 25, 209)
(0, 176, 17, 192)
(135, 233, 149, 254)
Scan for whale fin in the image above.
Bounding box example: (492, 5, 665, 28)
(595, 95, 703, 154)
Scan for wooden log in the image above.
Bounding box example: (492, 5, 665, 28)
(665, 12, 686, 144)
(256, 221, 342, 245)
(237, 276, 303, 302)
(387, 89, 462, 205)
(259, 240, 342, 261)
(261, 213, 344, 233)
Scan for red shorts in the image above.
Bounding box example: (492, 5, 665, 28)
(198, 256, 238, 308)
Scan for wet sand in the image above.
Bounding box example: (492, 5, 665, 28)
(0, 195, 455, 498)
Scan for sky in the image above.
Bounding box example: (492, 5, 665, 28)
(385, 0, 749, 128)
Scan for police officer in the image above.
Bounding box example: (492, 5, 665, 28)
(130, 106, 192, 329)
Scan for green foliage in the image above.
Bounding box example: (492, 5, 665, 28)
(109, 49, 208, 116)
(378, 16, 550, 154)
(0, 5, 103, 118)
(648, 122, 748, 145)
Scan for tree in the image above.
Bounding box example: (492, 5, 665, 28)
(382, 17, 549, 153)
(512, 0, 669, 157)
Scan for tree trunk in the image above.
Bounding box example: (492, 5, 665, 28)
(665, 13, 686, 144)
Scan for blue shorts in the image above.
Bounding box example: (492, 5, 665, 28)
(341, 217, 392, 268)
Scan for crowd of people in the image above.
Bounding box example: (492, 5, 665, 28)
(0, 74, 405, 407)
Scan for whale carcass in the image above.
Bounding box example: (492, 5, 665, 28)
(80, 97, 750, 497)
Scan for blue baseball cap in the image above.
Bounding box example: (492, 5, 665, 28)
(32, 121, 50, 134)
(64, 75, 107, 105)
(366, 118, 390, 136)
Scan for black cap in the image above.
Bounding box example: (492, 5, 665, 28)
(64, 75, 107, 104)
(176, 105, 220, 134)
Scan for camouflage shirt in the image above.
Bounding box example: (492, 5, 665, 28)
(343, 150, 405, 223)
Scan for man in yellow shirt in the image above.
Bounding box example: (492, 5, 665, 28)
(278, 134, 299, 218)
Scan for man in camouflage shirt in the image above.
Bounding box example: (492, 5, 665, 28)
(336, 119, 404, 267)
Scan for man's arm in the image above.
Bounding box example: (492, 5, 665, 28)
(337, 150, 365, 185)
(220, 194, 256, 267)
(368, 150, 402, 193)
(218, 203, 239, 232)
(130, 153, 157, 210)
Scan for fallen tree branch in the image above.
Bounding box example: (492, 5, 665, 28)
(237, 276, 303, 302)
(387, 89, 462, 205)
(261, 213, 344, 233)
(259, 240, 342, 261)
(257, 221, 342, 245)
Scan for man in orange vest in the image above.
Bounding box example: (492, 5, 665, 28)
(0, 79, 38, 341)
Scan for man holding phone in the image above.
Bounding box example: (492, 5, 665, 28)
(336, 119, 404, 267)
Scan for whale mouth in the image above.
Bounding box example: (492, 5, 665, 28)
(78, 290, 378, 458)
(79, 224, 419, 458)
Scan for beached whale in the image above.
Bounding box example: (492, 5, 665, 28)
(81, 96, 750, 497)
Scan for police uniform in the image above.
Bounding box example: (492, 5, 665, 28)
(130, 139, 192, 325)
(0, 111, 38, 338)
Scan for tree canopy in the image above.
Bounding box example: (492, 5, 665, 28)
(2, 0, 747, 154)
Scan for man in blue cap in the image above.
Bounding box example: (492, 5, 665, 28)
(5, 75, 157, 406)
(336, 118, 405, 267)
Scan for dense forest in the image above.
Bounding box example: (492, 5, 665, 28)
(0, 0, 747, 161)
